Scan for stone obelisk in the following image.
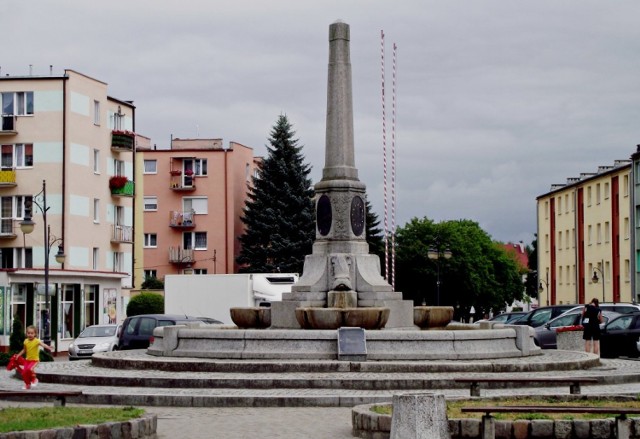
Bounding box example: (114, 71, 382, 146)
(270, 21, 413, 329)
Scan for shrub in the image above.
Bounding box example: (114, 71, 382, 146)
(126, 292, 164, 317)
(141, 276, 164, 290)
(9, 315, 25, 354)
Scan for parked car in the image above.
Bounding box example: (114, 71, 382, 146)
(118, 314, 204, 350)
(514, 305, 578, 328)
(488, 311, 528, 324)
(600, 312, 640, 358)
(558, 303, 640, 316)
(534, 310, 619, 349)
(68, 324, 120, 360)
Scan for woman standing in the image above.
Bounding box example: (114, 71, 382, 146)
(582, 298, 603, 355)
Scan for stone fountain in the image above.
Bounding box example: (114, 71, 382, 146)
(147, 21, 541, 361)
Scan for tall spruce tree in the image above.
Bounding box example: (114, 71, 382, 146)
(237, 115, 315, 273)
(365, 199, 385, 275)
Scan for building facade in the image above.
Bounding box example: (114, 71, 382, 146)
(0, 69, 135, 352)
(138, 138, 259, 281)
(537, 160, 632, 306)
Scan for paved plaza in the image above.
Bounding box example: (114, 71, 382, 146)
(2, 354, 640, 438)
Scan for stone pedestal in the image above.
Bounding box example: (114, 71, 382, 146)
(390, 393, 451, 439)
(557, 330, 584, 351)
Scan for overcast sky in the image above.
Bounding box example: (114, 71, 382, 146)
(4, 1, 640, 245)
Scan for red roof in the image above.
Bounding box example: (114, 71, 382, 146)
(503, 242, 529, 270)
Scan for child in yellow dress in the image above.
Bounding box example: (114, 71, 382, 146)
(15, 325, 53, 389)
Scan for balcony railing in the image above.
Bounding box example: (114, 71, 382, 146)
(0, 115, 17, 135)
(110, 179, 135, 197)
(169, 175, 196, 191)
(0, 169, 17, 187)
(111, 225, 133, 243)
(168, 247, 194, 264)
(111, 130, 135, 152)
(169, 210, 196, 228)
(0, 218, 17, 239)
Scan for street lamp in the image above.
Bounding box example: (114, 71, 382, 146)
(592, 259, 605, 303)
(428, 246, 452, 306)
(19, 180, 65, 347)
(538, 271, 550, 306)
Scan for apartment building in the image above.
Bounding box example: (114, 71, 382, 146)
(536, 160, 632, 306)
(0, 69, 135, 352)
(138, 138, 259, 281)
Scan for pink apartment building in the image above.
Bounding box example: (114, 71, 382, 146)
(138, 138, 260, 280)
(0, 69, 135, 353)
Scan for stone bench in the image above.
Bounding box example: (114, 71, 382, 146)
(454, 377, 598, 397)
(0, 390, 83, 406)
(461, 405, 640, 439)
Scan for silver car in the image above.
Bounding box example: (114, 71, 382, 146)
(534, 310, 619, 349)
(68, 324, 120, 360)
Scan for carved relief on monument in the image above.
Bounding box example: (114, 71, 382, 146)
(332, 192, 351, 238)
(330, 254, 353, 291)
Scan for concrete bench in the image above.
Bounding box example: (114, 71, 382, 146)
(0, 390, 83, 406)
(461, 405, 640, 439)
(454, 376, 598, 397)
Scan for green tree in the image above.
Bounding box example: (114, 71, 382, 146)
(126, 293, 164, 317)
(524, 234, 539, 299)
(365, 198, 385, 274)
(237, 115, 315, 273)
(141, 276, 164, 290)
(395, 217, 524, 318)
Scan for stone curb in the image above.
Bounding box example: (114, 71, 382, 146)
(352, 402, 640, 439)
(0, 414, 157, 439)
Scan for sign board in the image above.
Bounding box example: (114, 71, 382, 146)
(337, 327, 367, 361)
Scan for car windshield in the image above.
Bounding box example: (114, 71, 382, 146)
(79, 326, 116, 338)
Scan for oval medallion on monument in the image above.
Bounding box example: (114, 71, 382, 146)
(350, 195, 365, 236)
(317, 194, 332, 236)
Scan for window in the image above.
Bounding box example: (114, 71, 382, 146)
(183, 197, 208, 215)
(625, 217, 630, 239)
(565, 229, 570, 250)
(558, 198, 562, 214)
(144, 233, 157, 248)
(2, 92, 34, 116)
(605, 222, 610, 243)
(93, 248, 99, 270)
(558, 231, 563, 251)
(596, 183, 601, 205)
(184, 231, 207, 250)
(194, 269, 208, 275)
(85, 285, 98, 328)
(144, 270, 157, 280)
(113, 159, 125, 176)
(2, 144, 33, 168)
(144, 196, 157, 211)
(597, 223, 602, 244)
(625, 260, 631, 282)
(93, 149, 100, 173)
(194, 159, 207, 176)
(61, 286, 74, 339)
(564, 194, 569, 213)
(624, 174, 630, 197)
(587, 186, 592, 206)
(144, 160, 157, 174)
(604, 182, 610, 200)
(112, 109, 124, 130)
(93, 198, 99, 223)
(559, 266, 563, 285)
(94, 100, 100, 125)
(588, 225, 592, 245)
(113, 252, 124, 272)
(545, 201, 549, 219)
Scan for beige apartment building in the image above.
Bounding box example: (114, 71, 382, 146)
(537, 160, 632, 306)
(0, 69, 135, 352)
(137, 138, 259, 282)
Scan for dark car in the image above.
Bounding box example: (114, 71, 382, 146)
(514, 305, 578, 328)
(534, 310, 619, 349)
(489, 311, 528, 324)
(118, 314, 204, 350)
(600, 312, 640, 358)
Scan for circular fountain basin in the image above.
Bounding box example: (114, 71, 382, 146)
(295, 307, 390, 330)
(414, 306, 454, 329)
(230, 307, 272, 329)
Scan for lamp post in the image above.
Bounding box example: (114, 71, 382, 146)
(428, 246, 452, 306)
(592, 259, 605, 303)
(538, 271, 550, 306)
(19, 180, 65, 347)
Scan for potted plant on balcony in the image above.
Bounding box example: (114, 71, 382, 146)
(184, 169, 194, 177)
(111, 130, 135, 149)
(170, 169, 182, 176)
(109, 176, 128, 190)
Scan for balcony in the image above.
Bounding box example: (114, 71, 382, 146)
(169, 247, 194, 264)
(0, 218, 17, 239)
(169, 175, 196, 192)
(111, 130, 135, 152)
(0, 169, 17, 187)
(111, 225, 133, 243)
(0, 116, 17, 136)
(109, 177, 134, 197)
(169, 210, 196, 229)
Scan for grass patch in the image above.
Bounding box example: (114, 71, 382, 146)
(0, 406, 145, 433)
(371, 397, 640, 421)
